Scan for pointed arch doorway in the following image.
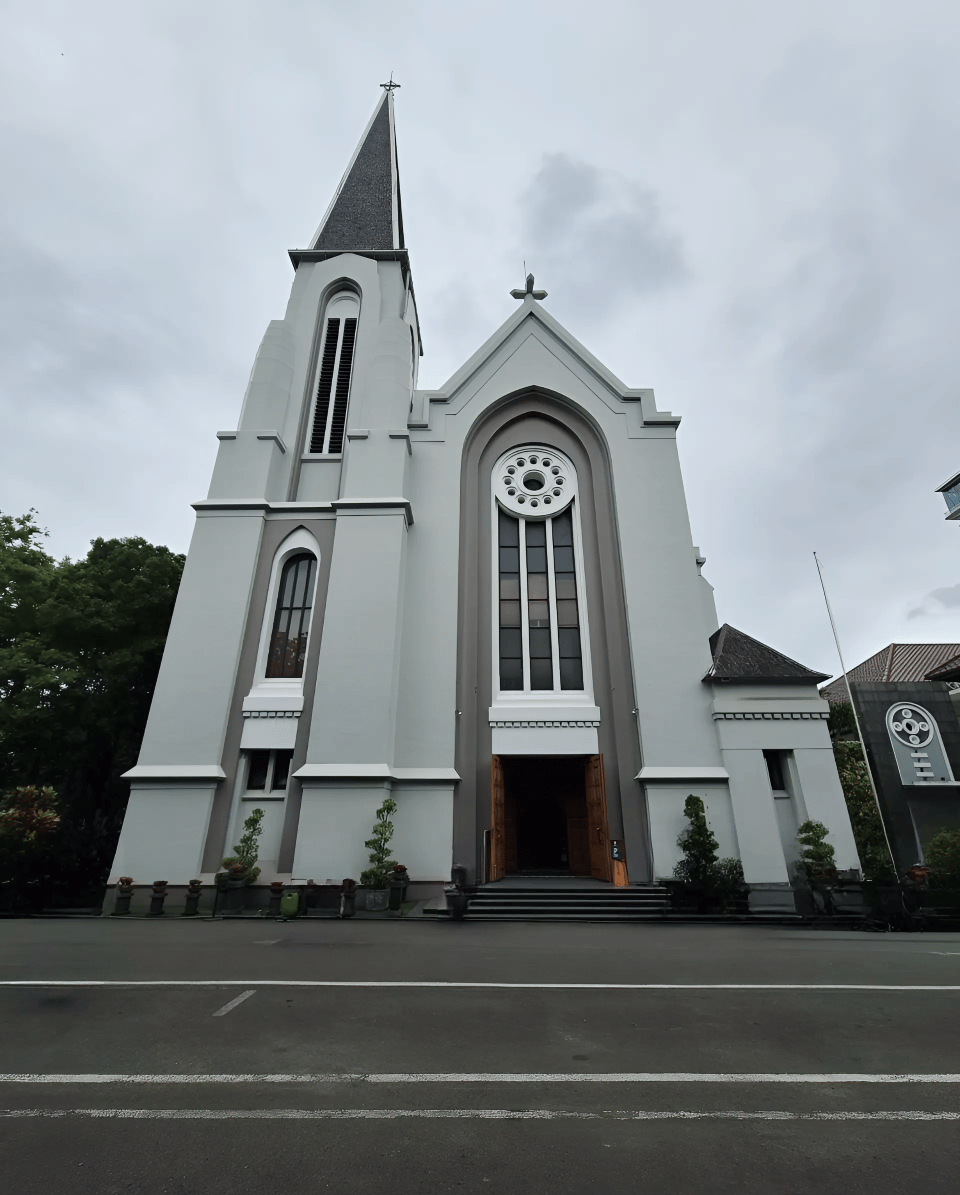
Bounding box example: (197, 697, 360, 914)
(490, 754, 615, 882)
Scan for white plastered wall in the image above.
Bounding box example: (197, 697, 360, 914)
(402, 301, 727, 791)
(110, 785, 217, 883)
(711, 682, 862, 877)
(292, 783, 453, 882)
(646, 783, 738, 879)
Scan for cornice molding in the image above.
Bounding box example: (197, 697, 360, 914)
(713, 711, 829, 721)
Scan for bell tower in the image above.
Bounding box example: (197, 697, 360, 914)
(111, 85, 428, 884)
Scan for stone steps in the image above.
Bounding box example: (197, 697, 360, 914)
(465, 884, 669, 921)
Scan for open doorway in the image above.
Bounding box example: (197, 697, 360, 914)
(491, 755, 612, 880)
(502, 755, 590, 874)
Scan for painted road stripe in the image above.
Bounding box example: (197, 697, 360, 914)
(2, 981, 960, 991)
(2, 1108, 960, 1121)
(211, 990, 255, 1017)
(3, 1073, 960, 1084)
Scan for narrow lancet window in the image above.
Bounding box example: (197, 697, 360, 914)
(526, 521, 553, 690)
(552, 510, 583, 690)
(493, 446, 588, 696)
(498, 510, 523, 690)
(308, 294, 359, 454)
(266, 553, 317, 678)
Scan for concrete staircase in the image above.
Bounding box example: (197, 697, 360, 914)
(464, 883, 670, 922)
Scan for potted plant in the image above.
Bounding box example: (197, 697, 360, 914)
(360, 798, 398, 911)
(216, 808, 264, 915)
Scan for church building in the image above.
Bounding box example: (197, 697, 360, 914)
(110, 87, 861, 911)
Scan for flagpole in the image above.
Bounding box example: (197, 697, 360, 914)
(813, 551, 897, 873)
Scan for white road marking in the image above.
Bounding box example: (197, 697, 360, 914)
(1, 1108, 959, 1120)
(3, 1073, 960, 1084)
(930, 953, 960, 956)
(3, 981, 960, 991)
(254, 940, 281, 946)
(211, 990, 255, 1017)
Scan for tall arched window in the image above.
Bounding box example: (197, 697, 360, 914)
(266, 553, 317, 678)
(493, 446, 588, 694)
(309, 292, 359, 455)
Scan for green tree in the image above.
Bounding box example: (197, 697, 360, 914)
(924, 828, 960, 888)
(832, 740, 895, 882)
(673, 795, 748, 907)
(360, 797, 398, 888)
(827, 701, 858, 742)
(0, 510, 184, 895)
(796, 820, 837, 881)
(0, 786, 61, 898)
(674, 794, 719, 887)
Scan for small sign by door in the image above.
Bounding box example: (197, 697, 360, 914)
(611, 840, 624, 861)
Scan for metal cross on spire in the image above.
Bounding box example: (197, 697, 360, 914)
(380, 73, 400, 93)
(510, 273, 547, 300)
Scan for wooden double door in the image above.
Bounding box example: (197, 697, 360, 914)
(490, 754, 615, 883)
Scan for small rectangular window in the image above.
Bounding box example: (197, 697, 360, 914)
(272, 750, 293, 791)
(764, 749, 786, 791)
(247, 750, 270, 790)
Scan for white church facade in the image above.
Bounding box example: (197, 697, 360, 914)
(110, 88, 861, 910)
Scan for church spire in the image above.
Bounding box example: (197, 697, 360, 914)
(309, 87, 405, 252)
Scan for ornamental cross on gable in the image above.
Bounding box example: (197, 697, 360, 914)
(511, 273, 547, 300)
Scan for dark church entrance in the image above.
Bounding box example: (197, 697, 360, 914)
(490, 754, 613, 882)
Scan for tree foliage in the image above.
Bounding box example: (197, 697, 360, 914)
(219, 808, 264, 885)
(795, 820, 837, 881)
(832, 739, 896, 882)
(0, 509, 184, 896)
(827, 701, 858, 742)
(673, 794, 748, 906)
(361, 797, 398, 888)
(924, 827, 960, 889)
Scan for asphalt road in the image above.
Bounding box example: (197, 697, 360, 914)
(2, 918, 960, 1193)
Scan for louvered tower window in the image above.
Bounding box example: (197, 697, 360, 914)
(309, 293, 359, 455)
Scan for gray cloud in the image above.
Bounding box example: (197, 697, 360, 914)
(911, 583, 960, 617)
(517, 153, 687, 315)
(1, 0, 959, 677)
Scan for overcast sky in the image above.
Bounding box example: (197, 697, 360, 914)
(1, 0, 958, 676)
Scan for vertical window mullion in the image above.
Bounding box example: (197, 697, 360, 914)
(544, 516, 561, 693)
(322, 322, 345, 454)
(518, 517, 530, 692)
(265, 751, 276, 794)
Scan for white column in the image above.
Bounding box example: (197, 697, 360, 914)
(721, 749, 790, 884)
(792, 747, 862, 871)
(304, 510, 408, 766)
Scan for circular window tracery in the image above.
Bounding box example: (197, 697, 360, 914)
(493, 445, 577, 518)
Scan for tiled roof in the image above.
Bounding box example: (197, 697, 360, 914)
(819, 643, 960, 703)
(926, 652, 960, 682)
(704, 624, 831, 685)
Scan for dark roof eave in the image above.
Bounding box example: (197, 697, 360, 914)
(703, 672, 831, 686)
(289, 247, 410, 268)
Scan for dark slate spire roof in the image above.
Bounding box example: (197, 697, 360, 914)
(704, 624, 831, 685)
(311, 91, 404, 252)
